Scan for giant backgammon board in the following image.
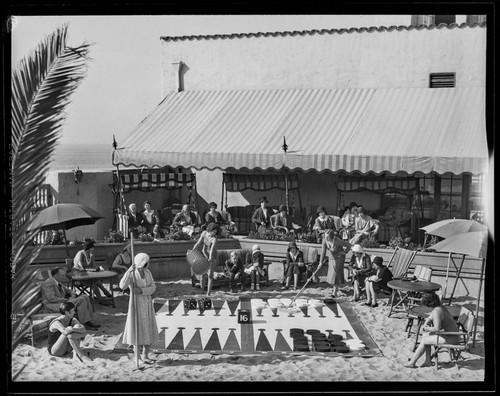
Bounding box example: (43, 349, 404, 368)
(114, 296, 381, 357)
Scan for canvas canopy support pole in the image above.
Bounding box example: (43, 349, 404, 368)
(221, 174, 225, 211)
(129, 232, 140, 369)
(472, 257, 485, 347)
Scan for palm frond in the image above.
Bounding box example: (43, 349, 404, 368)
(11, 24, 91, 349)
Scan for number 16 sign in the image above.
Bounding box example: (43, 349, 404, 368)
(237, 309, 251, 324)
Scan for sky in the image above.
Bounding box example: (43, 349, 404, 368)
(11, 15, 411, 147)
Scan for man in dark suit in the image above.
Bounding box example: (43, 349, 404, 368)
(41, 267, 100, 330)
(127, 203, 145, 237)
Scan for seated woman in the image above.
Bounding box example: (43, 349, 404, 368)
(340, 202, 358, 241)
(350, 206, 379, 245)
(245, 244, 266, 291)
(348, 244, 374, 301)
(364, 256, 393, 308)
(270, 205, 294, 234)
(73, 240, 112, 303)
(142, 200, 161, 238)
(405, 291, 460, 368)
(205, 202, 226, 226)
(281, 241, 307, 291)
(312, 206, 336, 240)
(47, 301, 92, 364)
(111, 243, 132, 290)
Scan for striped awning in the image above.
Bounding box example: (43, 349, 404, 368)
(117, 172, 195, 192)
(337, 176, 418, 194)
(223, 173, 299, 192)
(112, 87, 488, 175)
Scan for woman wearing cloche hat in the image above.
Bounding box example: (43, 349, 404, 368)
(281, 241, 306, 291)
(251, 196, 273, 232)
(119, 252, 159, 365)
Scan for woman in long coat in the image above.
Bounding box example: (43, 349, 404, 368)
(319, 229, 352, 298)
(120, 252, 158, 364)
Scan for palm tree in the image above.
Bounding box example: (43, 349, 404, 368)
(11, 25, 91, 349)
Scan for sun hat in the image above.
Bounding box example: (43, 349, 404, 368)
(134, 252, 150, 268)
(316, 206, 327, 214)
(252, 244, 261, 253)
(259, 196, 268, 203)
(352, 244, 363, 253)
(372, 256, 384, 266)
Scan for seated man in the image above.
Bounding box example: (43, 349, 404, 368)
(270, 205, 294, 234)
(224, 250, 245, 293)
(251, 197, 273, 233)
(41, 267, 100, 330)
(126, 203, 145, 238)
(172, 204, 201, 236)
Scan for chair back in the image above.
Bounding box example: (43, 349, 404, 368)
(413, 265, 433, 282)
(388, 247, 417, 278)
(65, 258, 74, 273)
(300, 246, 319, 263)
(457, 307, 475, 335)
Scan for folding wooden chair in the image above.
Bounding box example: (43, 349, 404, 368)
(431, 307, 475, 370)
(387, 247, 418, 279)
(405, 265, 433, 336)
(66, 258, 90, 296)
(387, 247, 418, 317)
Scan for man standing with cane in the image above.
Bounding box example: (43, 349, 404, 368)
(120, 233, 159, 367)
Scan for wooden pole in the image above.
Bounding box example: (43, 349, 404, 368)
(129, 232, 140, 369)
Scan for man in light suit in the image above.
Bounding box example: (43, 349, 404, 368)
(41, 267, 100, 330)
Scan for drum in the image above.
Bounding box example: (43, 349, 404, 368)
(186, 249, 210, 275)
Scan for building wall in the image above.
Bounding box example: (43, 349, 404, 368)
(45, 171, 115, 241)
(161, 25, 486, 96)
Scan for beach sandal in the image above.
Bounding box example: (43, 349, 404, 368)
(363, 301, 373, 306)
(420, 361, 435, 368)
(371, 303, 379, 308)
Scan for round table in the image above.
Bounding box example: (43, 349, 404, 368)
(70, 270, 119, 308)
(408, 305, 463, 351)
(387, 279, 441, 317)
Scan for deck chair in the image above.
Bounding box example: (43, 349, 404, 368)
(431, 307, 475, 370)
(387, 247, 418, 279)
(386, 247, 418, 316)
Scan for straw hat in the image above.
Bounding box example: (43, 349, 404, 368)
(134, 252, 150, 268)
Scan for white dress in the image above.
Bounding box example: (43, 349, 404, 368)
(119, 268, 159, 346)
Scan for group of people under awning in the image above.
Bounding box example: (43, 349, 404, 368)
(250, 197, 380, 245)
(125, 200, 237, 239)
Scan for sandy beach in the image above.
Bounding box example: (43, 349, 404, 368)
(11, 278, 486, 387)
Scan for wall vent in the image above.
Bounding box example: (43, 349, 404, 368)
(429, 72, 456, 88)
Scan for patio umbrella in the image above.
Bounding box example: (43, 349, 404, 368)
(421, 219, 487, 296)
(27, 203, 104, 257)
(430, 229, 488, 346)
(420, 219, 487, 240)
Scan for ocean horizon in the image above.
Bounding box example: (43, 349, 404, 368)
(48, 143, 117, 173)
